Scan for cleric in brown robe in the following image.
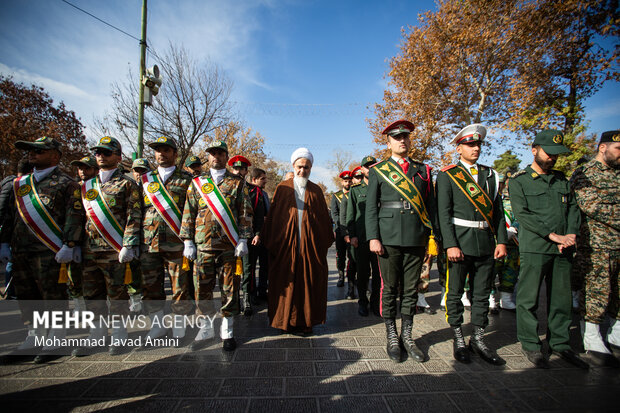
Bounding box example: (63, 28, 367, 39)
(261, 148, 334, 334)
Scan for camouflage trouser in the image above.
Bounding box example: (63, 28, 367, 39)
(580, 248, 620, 324)
(140, 248, 193, 315)
(82, 250, 131, 317)
(416, 254, 433, 293)
(194, 249, 240, 317)
(67, 262, 83, 298)
(496, 246, 520, 293)
(12, 250, 68, 324)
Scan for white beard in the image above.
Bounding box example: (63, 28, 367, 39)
(294, 176, 308, 189)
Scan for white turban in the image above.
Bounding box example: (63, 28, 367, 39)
(290, 147, 313, 165)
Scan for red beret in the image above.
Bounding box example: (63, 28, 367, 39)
(351, 166, 362, 176)
(339, 171, 352, 179)
(228, 155, 252, 168)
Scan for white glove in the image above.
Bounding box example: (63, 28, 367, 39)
(129, 294, 142, 312)
(118, 246, 135, 263)
(183, 240, 197, 260)
(234, 239, 248, 257)
(55, 244, 74, 264)
(507, 227, 518, 242)
(0, 243, 11, 264)
(72, 246, 82, 263)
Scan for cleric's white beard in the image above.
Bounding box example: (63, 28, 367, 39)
(294, 176, 309, 189)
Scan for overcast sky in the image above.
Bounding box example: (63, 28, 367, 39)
(1, 0, 618, 190)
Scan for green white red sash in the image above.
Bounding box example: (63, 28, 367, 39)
(13, 174, 63, 253)
(192, 176, 239, 246)
(444, 165, 494, 231)
(142, 171, 182, 237)
(374, 161, 433, 230)
(82, 177, 124, 252)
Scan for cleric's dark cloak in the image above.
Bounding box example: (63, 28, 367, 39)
(262, 179, 334, 330)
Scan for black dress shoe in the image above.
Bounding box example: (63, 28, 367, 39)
(358, 303, 369, 317)
(222, 338, 237, 352)
(524, 350, 549, 369)
(556, 349, 589, 370)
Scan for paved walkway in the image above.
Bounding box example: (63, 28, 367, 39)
(0, 247, 618, 412)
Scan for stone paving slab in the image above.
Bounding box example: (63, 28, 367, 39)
(0, 247, 618, 412)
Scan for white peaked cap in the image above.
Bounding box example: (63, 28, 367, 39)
(450, 124, 487, 145)
(291, 147, 314, 165)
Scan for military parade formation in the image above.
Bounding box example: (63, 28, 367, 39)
(0, 122, 618, 374)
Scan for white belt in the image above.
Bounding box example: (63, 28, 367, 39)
(452, 217, 489, 229)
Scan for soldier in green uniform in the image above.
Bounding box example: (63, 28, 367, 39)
(366, 120, 440, 363)
(73, 136, 142, 356)
(67, 156, 100, 315)
(345, 156, 381, 317)
(0, 137, 84, 362)
(509, 129, 588, 369)
(180, 140, 253, 351)
(228, 154, 254, 316)
(330, 171, 352, 288)
(437, 124, 508, 365)
(570, 130, 620, 366)
(184, 155, 203, 177)
(139, 137, 194, 342)
(342, 167, 361, 299)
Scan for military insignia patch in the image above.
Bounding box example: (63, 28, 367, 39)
(50, 180, 58, 186)
(199, 198, 207, 207)
(73, 200, 82, 210)
(144, 195, 151, 205)
(17, 184, 32, 197)
(40, 196, 50, 205)
(173, 195, 179, 203)
(531, 172, 539, 178)
(147, 182, 160, 193)
(100, 136, 112, 144)
(552, 134, 563, 144)
(85, 189, 98, 201)
(157, 136, 167, 143)
(472, 132, 480, 141)
(73, 189, 81, 199)
(466, 183, 480, 196)
(389, 171, 402, 183)
(201, 183, 215, 194)
(108, 198, 116, 207)
(133, 202, 140, 208)
(613, 134, 620, 142)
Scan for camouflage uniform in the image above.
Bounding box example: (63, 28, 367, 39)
(570, 158, 620, 324)
(0, 166, 84, 324)
(141, 167, 194, 315)
(180, 170, 252, 317)
(82, 168, 142, 317)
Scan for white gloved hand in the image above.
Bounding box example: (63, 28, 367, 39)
(183, 240, 197, 260)
(55, 244, 74, 264)
(0, 243, 11, 264)
(118, 246, 135, 263)
(234, 239, 248, 257)
(507, 227, 518, 242)
(72, 246, 82, 263)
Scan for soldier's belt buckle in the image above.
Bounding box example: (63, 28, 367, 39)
(477, 222, 486, 230)
(403, 201, 411, 210)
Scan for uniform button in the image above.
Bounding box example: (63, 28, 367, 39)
(400, 210, 404, 214)
(410, 211, 414, 214)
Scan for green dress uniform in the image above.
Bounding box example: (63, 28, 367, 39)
(437, 162, 508, 329)
(365, 157, 439, 319)
(141, 166, 194, 316)
(345, 180, 380, 314)
(509, 165, 581, 352)
(330, 189, 348, 280)
(340, 188, 358, 298)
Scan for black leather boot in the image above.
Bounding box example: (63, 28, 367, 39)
(337, 271, 345, 287)
(385, 319, 402, 363)
(452, 326, 471, 363)
(469, 326, 505, 365)
(401, 316, 424, 362)
(346, 280, 356, 300)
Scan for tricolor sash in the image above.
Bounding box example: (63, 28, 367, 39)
(375, 161, 433, 230)
(192, 176, 239, 247)
(444, 165, 494, 231)
(142, 171, 182, 237)
(13, 174, 63, 253)
(82, 177, 124, 252)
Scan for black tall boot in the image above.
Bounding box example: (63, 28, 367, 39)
(337, 270, 345, 287)
(469, 326, 504, 365)
(452, 326, 471, 363)
(385, 319, 403, 363)
(401, 316, 424, 362)
(346, 280, 356, 300)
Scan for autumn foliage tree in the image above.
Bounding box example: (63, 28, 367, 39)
(0, 76, 89, 177)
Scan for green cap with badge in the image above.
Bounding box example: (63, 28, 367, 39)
(184, 155, 203, 167)
(532, 129, 570, 155)
(91, 136, 122, 154)
(70, 155, 98, 169)
(205, 140, 228, 153)
(15, 136, 62, 152)
(132, 158, 151, 171)
(361, 155, 377, 167)
(148, 136, 178, 150)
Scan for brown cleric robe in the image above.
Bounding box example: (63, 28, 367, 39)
(262, 178, 334, 331)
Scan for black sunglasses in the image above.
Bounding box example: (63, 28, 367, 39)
(94, 149, 114, 157)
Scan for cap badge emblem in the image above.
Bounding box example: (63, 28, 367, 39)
(100, 137, 112, 144)
(552, 135, 563, 144)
